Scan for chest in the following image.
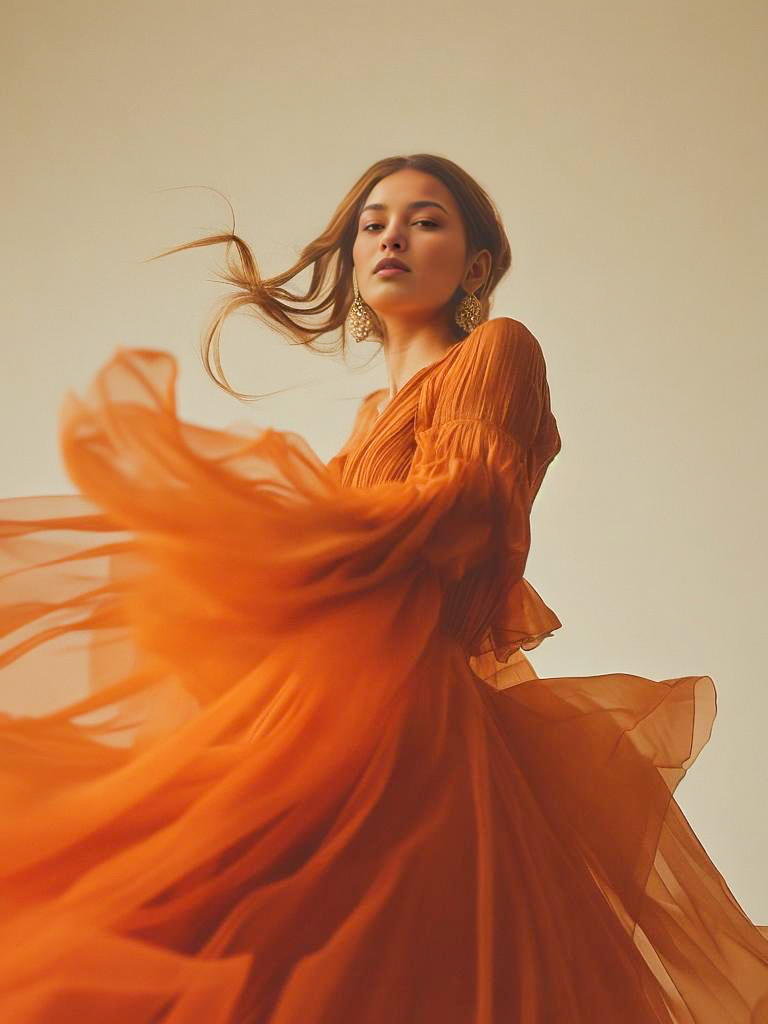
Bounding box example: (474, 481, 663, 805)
(340, 390, 422, 488)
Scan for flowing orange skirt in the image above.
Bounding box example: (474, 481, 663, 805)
(0, 349, 766, 1022)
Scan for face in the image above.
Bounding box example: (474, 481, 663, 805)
(352, 169, 487, 328)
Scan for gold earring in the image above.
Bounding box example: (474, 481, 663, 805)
(454, 290, 483, 334)
(346, 267, 374, 343)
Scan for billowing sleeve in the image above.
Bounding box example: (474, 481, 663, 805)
(404, 317, 562, 660)
(407, 318, 547, 577)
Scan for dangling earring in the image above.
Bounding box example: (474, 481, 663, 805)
(454, 289, 483, 334)
(346, 267, 374, 343)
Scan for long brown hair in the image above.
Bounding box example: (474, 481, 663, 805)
(148, 154, 513, 400)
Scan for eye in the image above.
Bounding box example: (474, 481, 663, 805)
(361, 219, 439, 232)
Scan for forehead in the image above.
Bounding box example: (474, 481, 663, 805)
(362, 169, 458, 213)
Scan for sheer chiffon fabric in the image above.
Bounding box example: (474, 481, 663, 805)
(0, 318, 766, 1022)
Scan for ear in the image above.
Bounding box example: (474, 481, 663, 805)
(462, 249, 492, 294)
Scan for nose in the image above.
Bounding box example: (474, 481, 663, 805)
(379, 225, 405, 251)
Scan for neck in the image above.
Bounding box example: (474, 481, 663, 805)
(377, 311, 458, 400)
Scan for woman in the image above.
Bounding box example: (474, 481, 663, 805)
(0, 153, 766, 1022)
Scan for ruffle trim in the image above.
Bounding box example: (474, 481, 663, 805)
(470, 576, 562, 688)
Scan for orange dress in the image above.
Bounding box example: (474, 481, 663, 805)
(0, 316, 766, 1022)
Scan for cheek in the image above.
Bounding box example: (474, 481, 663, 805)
(424, 237, 465, 281)
(352, 232, 370, 266)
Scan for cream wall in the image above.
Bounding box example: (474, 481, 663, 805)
(2, 1, 766, 919)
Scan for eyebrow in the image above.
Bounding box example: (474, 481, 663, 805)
(360, 200, 449, 215)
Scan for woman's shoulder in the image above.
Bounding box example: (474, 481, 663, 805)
(465, 316, 543, 359)
(439, 317, 546, 389)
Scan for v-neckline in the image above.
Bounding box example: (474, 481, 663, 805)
(370, 337, 468, 423)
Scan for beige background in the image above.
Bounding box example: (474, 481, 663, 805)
(2, 1, 766, 920)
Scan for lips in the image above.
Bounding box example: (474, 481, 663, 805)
(374, 259, 410, 273)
